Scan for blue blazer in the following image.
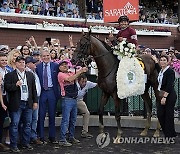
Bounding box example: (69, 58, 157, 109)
(36, 62, 60, 100)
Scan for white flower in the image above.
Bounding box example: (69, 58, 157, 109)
(124, 47, 129, 52)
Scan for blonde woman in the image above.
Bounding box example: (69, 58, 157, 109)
(7, 49, 21, 70)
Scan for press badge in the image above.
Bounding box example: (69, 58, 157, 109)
(22, 85, 27, 93)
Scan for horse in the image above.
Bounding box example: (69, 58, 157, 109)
(72, 31, 161, 143)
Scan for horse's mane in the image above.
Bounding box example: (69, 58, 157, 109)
(93, 36, 113, 52)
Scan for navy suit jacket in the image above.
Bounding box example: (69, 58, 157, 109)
(36, 62, 60, 100)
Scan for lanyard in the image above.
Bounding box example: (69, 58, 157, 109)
(17, 72, 26, 83)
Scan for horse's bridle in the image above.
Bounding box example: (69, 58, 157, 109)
(76, 35, 117, 78)
(77, 36, 111, 67)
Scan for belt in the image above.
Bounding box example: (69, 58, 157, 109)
(62, 96, 77, 99)
(43, 87, 53, 91)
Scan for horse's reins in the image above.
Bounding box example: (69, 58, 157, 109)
(77, 36, 117, 78)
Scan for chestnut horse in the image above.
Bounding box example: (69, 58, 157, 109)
(72, 32, 161, 142)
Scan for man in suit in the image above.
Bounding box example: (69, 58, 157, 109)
(36, 50, 59, 144)
(4, 56, 38, 153)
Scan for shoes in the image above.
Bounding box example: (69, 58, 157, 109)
(69, 138, 80, 144)
(22, 144, 33, 150)
(31, 139, 43, 145)
(58, 141, 72, 147)
(48, 140, 58, 144)
(10, 147, 20, 153)
(81, 132, 93, 139)
(40, 139, 47, 145)
(0, 143, 10, 152)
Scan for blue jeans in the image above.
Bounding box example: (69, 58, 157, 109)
(9, 101, 32, 148)
(31, 106, 38, 140)
(60, 97, 77, 142)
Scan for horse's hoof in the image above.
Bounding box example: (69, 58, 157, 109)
(153, 131, 160, 138)
(113, 136, 121, 144)
(140, 130, 147, 136)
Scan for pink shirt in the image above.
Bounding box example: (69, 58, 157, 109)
(58, 72, 75, 96)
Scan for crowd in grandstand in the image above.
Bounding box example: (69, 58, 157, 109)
(0, 0, 179, 24)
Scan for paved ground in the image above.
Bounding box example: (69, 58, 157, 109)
(1, 127, 180, 154)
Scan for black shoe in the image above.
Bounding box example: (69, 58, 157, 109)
(10, 147, 20, 153)
(48, 140, 58, 144)
(0, 143, 10, 152)
(69, 138, 80, 144)
(22, 144, 33, 150)
(40, 138, 47, 145)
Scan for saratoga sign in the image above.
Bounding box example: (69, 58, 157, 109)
(103, 0, 139, 22)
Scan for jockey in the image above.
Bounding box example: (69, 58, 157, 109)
(109, 15, 138, 46)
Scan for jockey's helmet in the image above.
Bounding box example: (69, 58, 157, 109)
(118, 15, 129, 23)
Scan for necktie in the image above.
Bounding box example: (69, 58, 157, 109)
(43, 64, 48, 90)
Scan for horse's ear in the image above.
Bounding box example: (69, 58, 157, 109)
(88, 29, 92, 36)
(81, 30, 85, 36)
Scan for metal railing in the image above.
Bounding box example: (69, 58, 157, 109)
(85, 78, 180, 119)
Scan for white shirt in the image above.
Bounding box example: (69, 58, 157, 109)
(157, 66, 169, 91)
(76, 81, 97, 101)
(26, 67, 41, 97)
(16, 69, 29, 101)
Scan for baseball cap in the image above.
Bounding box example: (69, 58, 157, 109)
(25, 56, 38, 64)
(58, 60, 68, 66)
(32, 50, 40, 56)
(3, 2, 7, 5)
(15, 56, 26, 62)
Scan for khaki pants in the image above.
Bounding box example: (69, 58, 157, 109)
(77, 100, 90, 133)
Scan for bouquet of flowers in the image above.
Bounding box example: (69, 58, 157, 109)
(112, 39, 136, 60)
(171, 59, 180, 78)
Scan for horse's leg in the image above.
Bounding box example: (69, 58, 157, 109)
(99, 92, 110, 133)
(152, 83, 161, 137)
(112, 92, 123, 143)
(140, 83, 152, 136)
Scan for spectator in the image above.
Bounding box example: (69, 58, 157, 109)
(86, 0, 97, 13)
(36, 50, 60, 144)
(0, 2, 10, 12)
(4, 56, 38, 152)
(71, 8, 80, 18)
(41, 0, 53, 16)
(15, 3, 22, 13)
(25, 56, 42, 145)
(32, 50, 41, 63)
(58, 60, 88, 146)
(58, 8, 66, 17)
(7, 49, 21, 70)
(0, 53, 11, 152)
(76, 74, 97, 138)
(64, 0, 76, 16)
(50, 49, 58, 61)
(95, 10, 103, 20)
(54, 1, 64, 16)
(20, 45, 31, 58)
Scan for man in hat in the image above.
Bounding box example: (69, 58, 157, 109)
(58, 60, 88, 146)
(0, 2, 10, 12)
(25, 56, 42, 145)
(32, 50, 41, 64)
(109, 15, 138, 46)
(4, 56, 38, 152)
